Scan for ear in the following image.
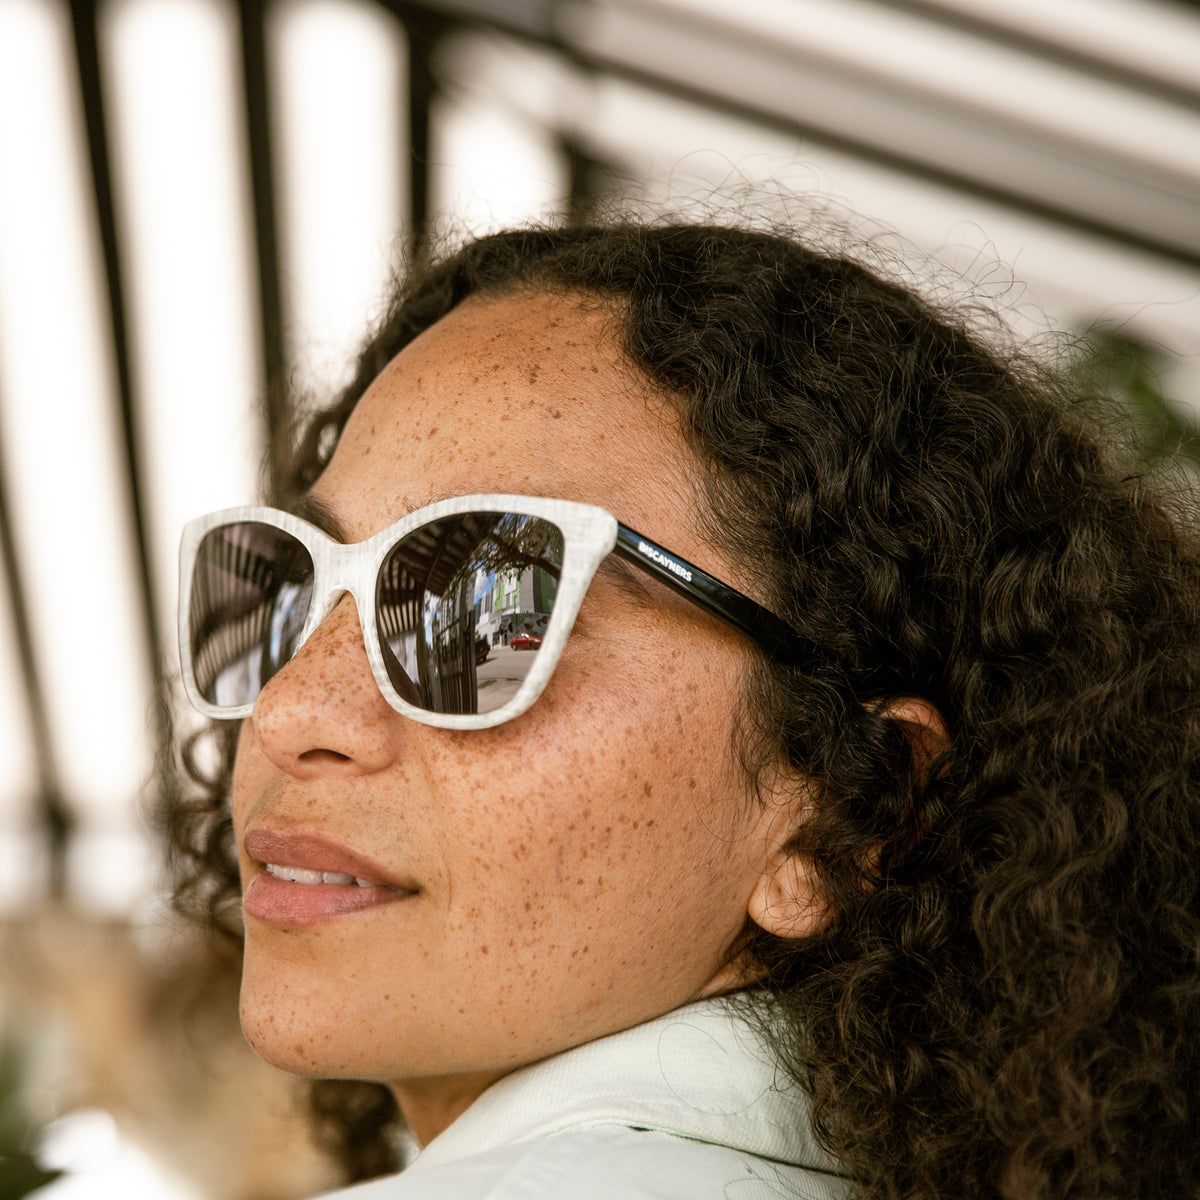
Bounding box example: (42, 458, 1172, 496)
(746, 816, 828, 941)
(745, 699, 948, 942)
(876, 696, 949, 779)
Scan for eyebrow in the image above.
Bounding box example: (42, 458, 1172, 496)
(594, 553, 656, 606)
(291, 494, 351, 542)
(290, 489, 457, 545)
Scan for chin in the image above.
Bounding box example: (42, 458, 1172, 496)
(240, 996, 317, 1077)
(238, 960, 354, 1079)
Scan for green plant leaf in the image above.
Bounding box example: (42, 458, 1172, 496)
(1073, 326, 1200, 472)
(0, 1152, 64, 1200)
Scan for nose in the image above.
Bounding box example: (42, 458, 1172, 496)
(250, 595, 407, 777)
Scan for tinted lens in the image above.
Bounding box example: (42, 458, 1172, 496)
(189, 522, 315, 707)
(376, 512, 563, 715)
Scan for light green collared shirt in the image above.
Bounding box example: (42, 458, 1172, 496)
(321, 999, 849, 1200)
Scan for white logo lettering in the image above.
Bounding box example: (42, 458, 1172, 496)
(637, 539, 693, 583)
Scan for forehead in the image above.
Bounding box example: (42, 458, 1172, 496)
(315, 291, 705, 543)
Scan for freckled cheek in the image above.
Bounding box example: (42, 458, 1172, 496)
(229, 725, 266, 862)
(434, 737, 720, 913)
(421, 639, 746, 891)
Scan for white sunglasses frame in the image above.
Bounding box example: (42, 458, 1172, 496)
(179, 493, 795, 731)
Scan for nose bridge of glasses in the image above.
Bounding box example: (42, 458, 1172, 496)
(305, 537, 376, 643)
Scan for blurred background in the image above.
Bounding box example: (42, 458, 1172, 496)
(2, 0, 1199, 1195)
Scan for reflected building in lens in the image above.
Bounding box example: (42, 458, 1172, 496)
(474, 562, 558, 647)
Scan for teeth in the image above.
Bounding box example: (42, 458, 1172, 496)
(265, 863, 372, 886)
(266, 864, 322, 884)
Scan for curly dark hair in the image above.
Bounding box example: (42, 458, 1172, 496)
(162, 219, 1200, 1199)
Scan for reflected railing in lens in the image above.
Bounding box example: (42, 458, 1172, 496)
(190, 522, 315, 707)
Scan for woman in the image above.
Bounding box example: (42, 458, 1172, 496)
(168, 220, 1200, 1199)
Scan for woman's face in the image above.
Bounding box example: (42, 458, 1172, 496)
(231, 291, 783, 1143)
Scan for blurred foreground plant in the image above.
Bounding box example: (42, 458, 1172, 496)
(0, 1035, 61, 1200)
(1073, 326, 1200, 473)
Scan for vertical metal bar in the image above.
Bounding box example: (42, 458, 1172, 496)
(546, 2, 622, 229)
(236, 0, 289, 497)
(559, 135, 622, 226)
(0, 399, 73, 900)
(67, 0, 171, 757)
(403, 13, 443, 258)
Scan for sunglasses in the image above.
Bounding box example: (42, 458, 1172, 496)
(179, 495, 795, 730)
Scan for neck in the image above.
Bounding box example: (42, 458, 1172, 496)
(391, 1068, 509, 1147)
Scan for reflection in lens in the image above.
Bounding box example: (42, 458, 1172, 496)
(189, 523, 314, 707)
(376, 512, 563, 715)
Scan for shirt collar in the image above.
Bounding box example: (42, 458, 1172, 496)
(411, 998, 838, 1175)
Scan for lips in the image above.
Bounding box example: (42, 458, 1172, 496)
(242, 827, 417, 927)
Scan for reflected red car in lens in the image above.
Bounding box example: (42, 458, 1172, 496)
(510, 632, 542, 650)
